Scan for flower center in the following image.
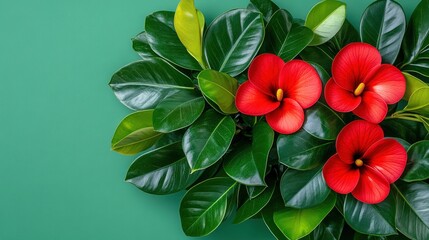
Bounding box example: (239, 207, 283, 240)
(354, 83, 365, 96)
(276, 89, 284, 101)
(354, 159, 364, 167)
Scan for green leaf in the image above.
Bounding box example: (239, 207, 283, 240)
(265, 9, 313, 61)
(247, 185, 267, 199)
(111, 110, 163, 155)
(197, 70, 238, 114)
(381, 118, 427, 143)
(394, 182, 429, 240)
(274, 193, 336, 240)
(204, 9, 264, 77)
(301, 210, 344, 240)
(277, 128, 335, 170)
(360, 0, 406, 64)
(153, 91, 205, 133)
(183, 110, 235, 172)
(132, 32, 158, 59)
(343, 194, 396, 236)
(224, 121, 274, 186)
(262, 190, 289, 240)
(180, 177, 237, 236)
(303, 102, 345, 140)
(125, 142, 201, 194)
(305, 0, 346, 46)
(145, 11, 201, 70)
(402, 140, 429, 182)
(404, 87, 429, 117)
(280, 166, 331, 208)
(403, 72, 428, 101)
(247, 0, 280, 22)
(401, 0, 429, 76)
(174, 0, 205, 68)
(109, 58, 194, 110)
(233, 180, 276, 224)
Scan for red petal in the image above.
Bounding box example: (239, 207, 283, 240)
(278, 60, 322, 109)
(266, 98, 304, 134)
(248, 54, 285, 96)
(337, 120, 384, 164)
(363, 139, 407, 183)
(352, 166, 390, 204)
(332, 43, 381, 91)
(353, 91, 388, 124)
(324, 78, 361, 112)
(323, 154, 360, 194)
(235, 81, 280, 115)
(365, 64, 406, 104)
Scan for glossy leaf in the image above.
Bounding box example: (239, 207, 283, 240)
(395, 182, 429, 240)
(145, 11, 201, 70)
(280, 166, 331, 208)
(153, 91, 205, 133)
(360, 0, 406, 64)
(224, 121, 274, 186)
(111, 110, 163, 155)
(180, 177, 237, 236)
(247, 0, 279, 22)
(233, 180, 275, 224)
(262, 190, 289, 240)
(174, 0, 205, 68)
(305, 0, 346, 46)
(381, 118, 427, 143)
(404, 87, 429, 117)
(266, 9, 313, 61)
(247, 185, 267, 199)
(401, 0, 429, 76)
(303, 102, 345, 140)
(198, 70, 238, 114)
(274, 193, 336, 240)
(183, 110, 235, 172)
(301, 210, 344, 240)
(344, 194, 396, 235)
(402, 140, 429, 182)
(403, 72, 428, 101)
(277, 129, 334, 170)
(204, 9, 264, 77)
(125, 142, 201, 194)
(109, 58, 194, 110)
(132, 32, 158, 59)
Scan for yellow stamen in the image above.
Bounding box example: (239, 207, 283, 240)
(354, 83, 365, 96)
(355, 159, 364, 167)
(276, 89, 284, 101)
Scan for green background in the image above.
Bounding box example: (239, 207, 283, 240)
(0, 0, 419, 239)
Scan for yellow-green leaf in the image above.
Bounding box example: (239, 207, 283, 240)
(174, 0, 205, 68)
(403, 72, 428, 101)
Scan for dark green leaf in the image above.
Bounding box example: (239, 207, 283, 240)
(224, 121, 274, 186)
(132, 31, 158, 59)
(262, 189, 289, 240)
(125, 142, 201, 194)
(280, 166, 331, 208)
(111, 110, 163, 155)
(180, 177, 238, 236)
(197, 70, 238, 114)
(303, 102, 345, 140)
(153, 91, 205, 133)
(145, 11, 201, 70)
(360, 0, 406, 64)
(247, 0, 279, 22)
(344, 194, 396, 236)
(247, 185, 267, 199)
(301, 209, 344, 240)
(394, 181, 429, 240)
(381, 118, 427, 143)
(277, 128, 334, 170)
(109, 58, 194, 110)
(402, 140, 429, 182)
(183, 110, 235, 172)
(204, 9, 264, 77)
(266, 9, 313, 61)
(274, 193, 336, 240)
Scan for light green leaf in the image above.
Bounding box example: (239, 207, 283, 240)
(403, 72, 427, 100)
(404, 86, 429, 117)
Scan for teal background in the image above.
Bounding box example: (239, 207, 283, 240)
(0, 0, 419, 239)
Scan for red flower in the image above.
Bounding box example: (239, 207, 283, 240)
(322, 120, 407, 204)
(325, 43, 405, 123)
(235, 54, 322, 134)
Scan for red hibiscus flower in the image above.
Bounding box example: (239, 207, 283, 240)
(325, 43, 405, 123)
(235, 54, 322, 134)
(322, 120, 407, 204)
